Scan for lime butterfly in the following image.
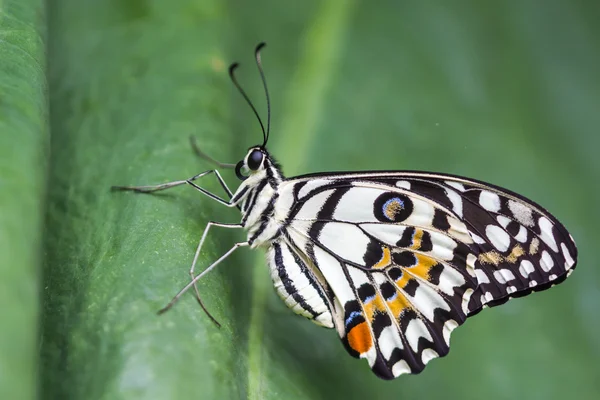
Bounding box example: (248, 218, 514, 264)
(113, 43, 577, 379)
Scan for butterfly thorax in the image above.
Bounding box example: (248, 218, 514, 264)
(238, 155, 285, 248)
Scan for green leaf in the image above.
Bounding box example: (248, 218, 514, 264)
(39, 1, 600, 399)
(0, 1, 46, 399)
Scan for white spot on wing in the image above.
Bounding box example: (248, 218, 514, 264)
(479, 191, 501, 212)
(395, 180, 411, 189)
(484, 292, 494, 302)
(422, 348, 439, 365)
(405, 318, 433, 352)
(445, 189, 463, 218)
(519, 260, 535, 278)
(475, 269, 490, 284)
(442, 319, 458, 345)
(486, 225, 511, 252)
(508, 200, 535, 227)
(365, 345, 378, 367)
(466, 254, 477, 277)
(379, 325, 403, 360)
(392, 360, 411, 377)
(469, 231, 486, 244)
(540, 250, 554, 272)
(461, 288, 474, 314)
(561, 242, 575, 269)
(445, 181, 466, 192)
(507, 286, 517, 294)
(514, 225, 528, 243)
(438, 264, 466, 296)
(538, 217, 559, 252)
(493, 269, 515, 284)
(529, 280, 538, 287)
(496, 215, 511, 229)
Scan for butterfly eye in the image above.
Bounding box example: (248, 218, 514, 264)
(247, 150, 264, 170)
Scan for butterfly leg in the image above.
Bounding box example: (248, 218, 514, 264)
(190, 136, 236, 169)
(187, 221, 243, 327)
(158, 241, 249, 315)
(111, 169, 237, 203)
(211, 169, 234, 199)
(113, 170, 245, 208)
(111, 170, 217, 193)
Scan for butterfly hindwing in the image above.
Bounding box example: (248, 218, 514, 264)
(276, 171, 577, 378)
(266, 239, 336, 328)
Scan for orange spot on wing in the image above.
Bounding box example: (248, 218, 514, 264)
(373, 247, 392, 269)
(347, 321, 373, 354)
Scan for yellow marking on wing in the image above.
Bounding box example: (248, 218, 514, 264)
(479, 245, 525, 266)
(411, 229, 423, 250)
(386, 291, 411, 319)
(405, 253, 436, 281)
(347, 321, 373, 354)
(373, 247, 392, 269)
(506, 244, 525, 263)
(478, 251, 502, 266)
(395, 272, 411, 289)
(364, 294, 387, 322)
(529, 238, 540, 255)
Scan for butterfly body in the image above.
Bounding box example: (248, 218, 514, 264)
(112, 43, 578, 381)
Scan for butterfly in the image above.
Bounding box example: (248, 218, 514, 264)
(112, 43, 578, 380)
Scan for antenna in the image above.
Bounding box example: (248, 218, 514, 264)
(255, 42, 271, 146)
(228, 62, 267, 146)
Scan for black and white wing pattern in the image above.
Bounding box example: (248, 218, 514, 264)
(270, 171, 577, 380)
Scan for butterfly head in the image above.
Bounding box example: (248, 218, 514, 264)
(235, 146, 282, 182)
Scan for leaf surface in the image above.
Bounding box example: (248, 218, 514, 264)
(0, 1, 46, 398)
(39, 1, 600, 399)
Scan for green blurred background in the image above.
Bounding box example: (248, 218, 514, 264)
(0, 0, 599, 399)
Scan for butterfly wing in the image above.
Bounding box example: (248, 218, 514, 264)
(277, 171, 577, 379)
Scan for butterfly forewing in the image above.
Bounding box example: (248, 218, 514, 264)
(272, 171, 577, 379)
